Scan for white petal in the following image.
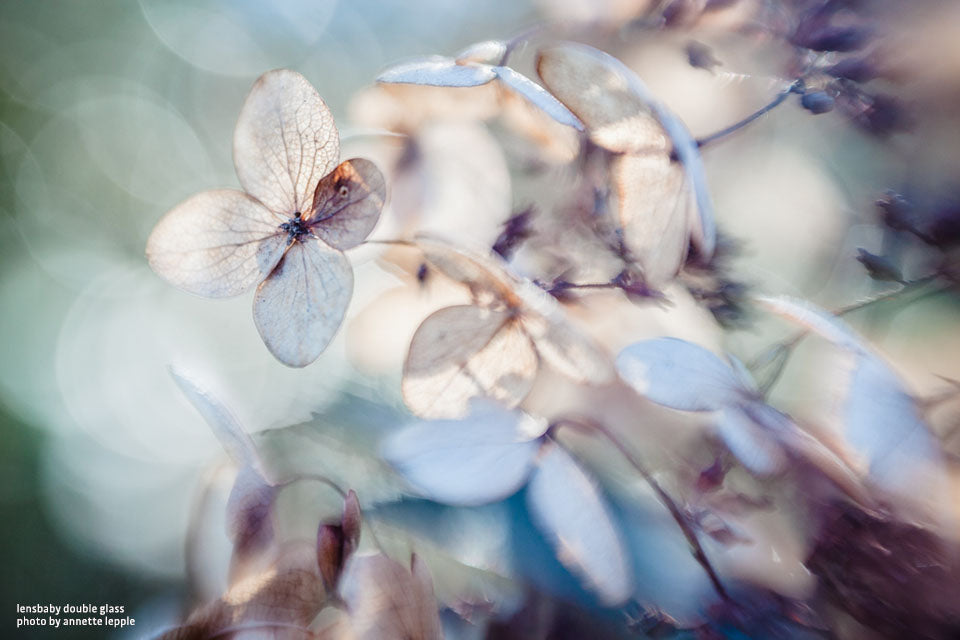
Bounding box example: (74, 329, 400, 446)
(234, 69, 339, 216)
(402, 305, 538, 418)
(382, 402, 546, 506)
(377, 57, 497, 87)
(616, 338, 747, 411)
(253, 237, 353, 367)
(521, 309, 613, 385)
(493, 66, 583, 130)
(527, 443, 633, 606)
(146, 189, 286, 297)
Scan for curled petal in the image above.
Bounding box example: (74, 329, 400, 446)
(612, 153, 692, 287)
(309, 158, 386, 250)
(146, 189, 286, 298)
(402, 305, 537, 418)
(234, 69, 340, 216)
(253, 237, 353, 367)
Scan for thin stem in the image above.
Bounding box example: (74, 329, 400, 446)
(553, 417, 732, 603)
(750, 274, 942, 394)
(696, 81, 802, 150)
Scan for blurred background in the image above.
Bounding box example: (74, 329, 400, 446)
(2, 0, 960, 638)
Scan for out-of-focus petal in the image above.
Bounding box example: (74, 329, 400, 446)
(526, 442, 633, 606)
(493, 66, 583, 130)
(616, 337, 748, 411)
(377, 57, 498, 87)
(382, 401, 546, 506)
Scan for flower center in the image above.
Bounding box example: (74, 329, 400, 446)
(280, 211, 309, 243)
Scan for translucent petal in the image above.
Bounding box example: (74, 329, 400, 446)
(844, 354, 942, 495)
(377, 56, 497, 87)
(381, 402, 546, 506)
(402, 305, 538, 418)
(493, 66, 583, 130)
(234, 69, 339, 216)
(755, 295, 866, 354)
(309, 158, 386, 250)
(253, 237, 353, 367)
(612, 152, 692, 286)
(616, 338, 748, 411)
(146, 189, 286, 298)
(225, 465, 278, 581)
(526, 443, 633, 606)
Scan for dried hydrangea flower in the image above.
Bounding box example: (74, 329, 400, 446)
(147, 69, 386, 367)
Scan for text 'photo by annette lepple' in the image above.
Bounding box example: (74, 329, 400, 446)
(2, 0, 960, 639)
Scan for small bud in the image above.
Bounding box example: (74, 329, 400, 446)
(686, 41, 721, 72)
(801, 91, 835, 114)
(792, 24, 872, 52)
(856, 248, 902, 282)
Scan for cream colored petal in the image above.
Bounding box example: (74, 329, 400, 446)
(402, 305, 537, 418)
(253, 237, 353, 368)
(612, 152, 692, 286)
(234, 69, 339, 216)
(309, 158, 386, 250)
(146, 189, 286, 298)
